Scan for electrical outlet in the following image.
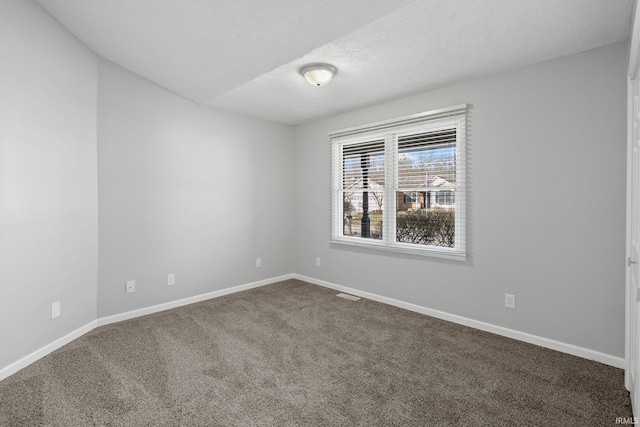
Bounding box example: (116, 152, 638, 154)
(256, 258, 262, 268)
(51, 301, 60, 319)
(126, 280, 136, 294)
(505, 294, 516, 310)
(316, 257, 321, 267)
(167, 273, 175, 286)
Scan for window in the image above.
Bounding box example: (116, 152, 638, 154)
(330, 104, 466, 260)
(403, 193, 417, 204)
(436, 191, 454, 205)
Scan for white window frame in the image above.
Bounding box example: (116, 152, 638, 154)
(330, 104, 467, 261)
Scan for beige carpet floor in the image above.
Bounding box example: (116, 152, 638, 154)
(0, 279, 632, 426)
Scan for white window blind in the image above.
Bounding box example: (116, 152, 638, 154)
(329, 104, 467, 260)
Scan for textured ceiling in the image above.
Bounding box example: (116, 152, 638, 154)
(36, 0, 633, 125)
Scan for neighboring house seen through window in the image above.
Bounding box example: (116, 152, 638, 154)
(330, 104, 467, 260)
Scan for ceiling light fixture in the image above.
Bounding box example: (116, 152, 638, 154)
(300, 63, 337, 87)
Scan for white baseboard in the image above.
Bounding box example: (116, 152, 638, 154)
(98, 274, 294, 326)
(0, 320, 98, 382)
(0, 272, 624, 383)
(294, 274, 626, 369)
(0, 274, 294, 382)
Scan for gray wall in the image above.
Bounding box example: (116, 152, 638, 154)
(0, 0, 98, 368)
(293, 42, 627, 357)
(97, 60, 294, 318)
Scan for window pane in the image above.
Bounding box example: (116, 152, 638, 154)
(343, 191, 383, 240)
(343, 149, 385, 190)
(398, 130, 456, 188)
(396, 192, 455, 247)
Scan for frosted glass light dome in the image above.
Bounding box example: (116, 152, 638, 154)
(300, 63, 337, 86)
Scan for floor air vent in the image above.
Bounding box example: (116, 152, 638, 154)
(336, 293, 361, 301)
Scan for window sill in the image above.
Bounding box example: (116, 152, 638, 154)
(330, 238, 467, 261)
